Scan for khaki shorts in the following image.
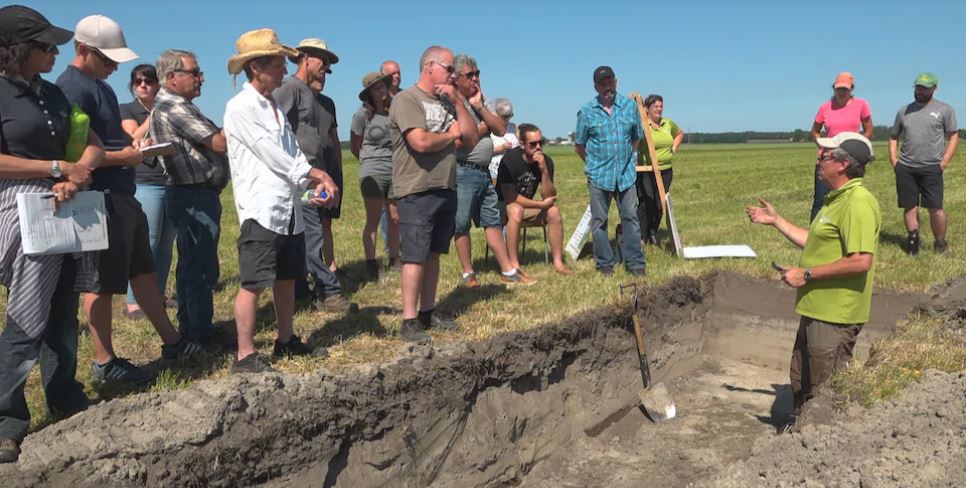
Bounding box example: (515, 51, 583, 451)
(502, 203, 547, 225)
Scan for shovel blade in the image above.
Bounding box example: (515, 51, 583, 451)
(639, 382, 676, 422)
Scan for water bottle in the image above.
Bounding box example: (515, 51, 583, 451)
(302, 189, 328, 206)
(65, 104, 90, 162)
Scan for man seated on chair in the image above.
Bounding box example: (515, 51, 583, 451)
(497, 123, 572, 275)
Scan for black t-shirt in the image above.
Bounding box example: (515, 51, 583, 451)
(119, 101, 165, 185)
(56, 65, 135, 194)
(0, 76, 70, 161)
(496, 147, 554, 201)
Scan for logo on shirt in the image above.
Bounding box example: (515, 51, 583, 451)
(422, 101, 454, 133)
(930, 112, 941, 119)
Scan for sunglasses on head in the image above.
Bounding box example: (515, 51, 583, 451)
(88, 47, 118, 68)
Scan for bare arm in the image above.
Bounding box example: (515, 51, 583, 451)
(468, 88, 505, 137)
(122, 117, 151, 143)
(404, 127, 457, 154)
(862, 117, 874, 140)
(941, 132, 959, 171)
(504, 183, 556, 210)
(102, 145, 144, 168)
(0, 130, 102, 184)
(888, 137, 899, 167)
(350, 133, 362, 160)
(672, 130, 685, 154)
(810, 121, 823, 142)
(746, 198, 809, 248)
(200, 129, 227, 154)
(781, 252, 874, 288)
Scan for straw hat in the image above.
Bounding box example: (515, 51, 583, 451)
(227, 28, 298, 75)
(289, 38, 339, 65)
(358, 71, 393, 101)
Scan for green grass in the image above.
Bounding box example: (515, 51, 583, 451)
(4, 141, 966, 427)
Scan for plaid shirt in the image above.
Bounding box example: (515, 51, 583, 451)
(575, 93, 643, 192)
(150, 88, 229, 189)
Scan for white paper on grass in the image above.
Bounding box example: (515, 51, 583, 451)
(16, 191, 108, 255)
(565, 204, 593, 261)
(666, 192, 757, 260)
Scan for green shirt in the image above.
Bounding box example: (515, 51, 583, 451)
(639, 117, 681, 170)
(795, 178, 881, 324)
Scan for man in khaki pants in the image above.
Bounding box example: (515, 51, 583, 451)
(746, 132, 880, 433)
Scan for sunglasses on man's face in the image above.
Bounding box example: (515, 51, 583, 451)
(174, 68, 204, 79)
(429, 61, 455, 74)
(525, 139, 546, 149)
(89, 47, 118, 68)
(460, 70, 481, 79)
(31, 41, 57, 53)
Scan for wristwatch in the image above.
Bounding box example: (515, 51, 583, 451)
(50, 160, 63, 179)
(803, 269, 813, 282)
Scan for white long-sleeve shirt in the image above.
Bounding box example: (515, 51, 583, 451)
(224, 82, 313, 235)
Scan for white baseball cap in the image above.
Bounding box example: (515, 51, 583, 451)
(74, 15, 138, 63)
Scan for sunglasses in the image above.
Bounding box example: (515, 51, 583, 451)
(174, 68, 204, 78)
(428, 60, 455, 74)
(134, 77, 158, 86)
(460, 70, 481, 79)
(88, 47, 118, 68)
(525, 139, 547, 148)
(31, 41, 57, 53)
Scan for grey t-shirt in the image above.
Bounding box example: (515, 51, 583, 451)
(350, 106, 392, 178)
(274, 76, 333, 170)
(389, 86, 457, 198)
(455, 100, 494, 168)
(891, 99, 958, 168)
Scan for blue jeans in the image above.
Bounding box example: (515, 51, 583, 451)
(126, 183, 176, 305)
(0, 258, 88, 442)
(166, 186, 221, 342)
(455, 164, 502, 233)
(298, 203, 343, 299)
(588, 182, 646, 271)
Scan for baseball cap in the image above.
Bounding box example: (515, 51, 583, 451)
(593, 65, 615, 83)
(816, 132, 874, 165)
(0, 5, 73, 46)
(914, 72, 938, 88)
(833, 72, 854, 89)
(74, 15, 138, 63)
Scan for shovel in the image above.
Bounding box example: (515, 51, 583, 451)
(620, 283, 677, 422)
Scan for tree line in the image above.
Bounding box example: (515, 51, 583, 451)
(688, 127, 966, 144)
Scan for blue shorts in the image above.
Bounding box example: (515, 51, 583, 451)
(454, 164, 501, 233)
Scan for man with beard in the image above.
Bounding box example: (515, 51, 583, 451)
(451, 53, 533, 287)
(889, 72, 959, 255)
(273, 38, 353, 313)
(574, 66, 645, 276)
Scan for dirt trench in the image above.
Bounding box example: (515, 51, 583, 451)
(0, 271, 926, 488)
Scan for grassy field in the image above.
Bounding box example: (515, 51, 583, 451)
(6, 141, 966, 427)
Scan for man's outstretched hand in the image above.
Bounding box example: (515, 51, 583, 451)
(746, 198, 778, 225)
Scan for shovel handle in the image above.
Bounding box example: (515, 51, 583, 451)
(630, 301, 653, 389)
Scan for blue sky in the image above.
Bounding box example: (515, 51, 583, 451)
(31, 0, 966, 138)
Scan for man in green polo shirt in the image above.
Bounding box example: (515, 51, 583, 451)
(746, 132, 880, 432)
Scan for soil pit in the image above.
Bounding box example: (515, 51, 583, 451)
(1, 271, 923, 488)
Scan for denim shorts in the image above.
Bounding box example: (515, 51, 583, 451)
(454, 164, 501, 233)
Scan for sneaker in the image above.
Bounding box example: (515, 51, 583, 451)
(318, 294, 358, 314)
(400, 318, 431, 344)
(91, 357, 154, 386)
(160, 337, 205, 364)
(272, 335, 328, 358)
(419, 310, 459, 331)
(776, 421, 796, 435)
(907, 230, 920, 256)
(0, 438, 19, 464)
(461, 272, 481, 288)
(231, 353, 278, 374)
(365, 259, 386, 282)
(501, 270, 537, 286)
(935, 240, 949, 254)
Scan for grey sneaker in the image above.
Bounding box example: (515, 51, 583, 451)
(161, 337, 205, 364)
(419, 311, 459, 331)
(91, 358, 154, 386)
(272, 335, 328, 358)
(400, 318, 431, 344)
(500, 270, 537, 285)
(0, 438, 19, 464)
(231, 353, 278, 374)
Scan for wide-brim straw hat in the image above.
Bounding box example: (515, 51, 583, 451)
(227, 28, 298, 75)
(358, 71, 393, 101)
(289, 38, 339, 65)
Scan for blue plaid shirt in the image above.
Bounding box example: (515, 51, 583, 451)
(575, 93, 643, 192)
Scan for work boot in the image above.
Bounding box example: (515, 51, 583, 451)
(273, 335, 328, 358)
(400, 318, 431, 344)
(91, 358, 154, 386)
(318, 294, 358, 314)
(0, 438, 19, 464)
(419, 309, 459, 331)
(907, 230, 920, 256)
(231, 353, 278, 374)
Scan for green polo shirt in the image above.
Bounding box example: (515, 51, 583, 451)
(639, 117, 681, 170)
(795, 178, 880, 324)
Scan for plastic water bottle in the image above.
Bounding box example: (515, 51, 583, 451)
(65, 105, 90, 162)
(302, 189, 328, 206)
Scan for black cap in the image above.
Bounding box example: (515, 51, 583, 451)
(0, 5, 73, 47)
(593, 65, 615, 83)
(839, 139, 873, 165)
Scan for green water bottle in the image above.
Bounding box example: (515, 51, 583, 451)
(65, 104, 90, 162)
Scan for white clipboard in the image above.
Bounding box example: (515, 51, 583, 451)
(16, 191, 108, 255)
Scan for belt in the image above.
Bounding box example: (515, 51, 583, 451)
(457, 160, 487, 171)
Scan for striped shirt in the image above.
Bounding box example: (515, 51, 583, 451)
(575, 93, 643, 192)
(150, 88, 229, 189)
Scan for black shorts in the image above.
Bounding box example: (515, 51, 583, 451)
(895, 164, 943, 209)
(85, 192, 156, 294)
(396, 189, 457, 264)
(237, 219, 307, 290)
